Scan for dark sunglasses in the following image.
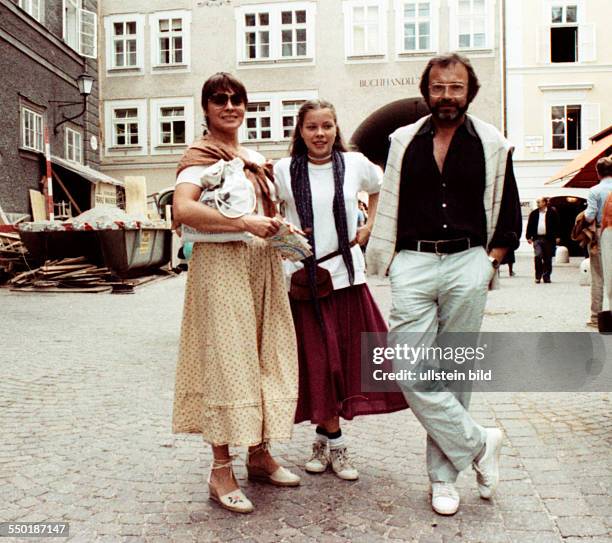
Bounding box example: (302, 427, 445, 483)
(208, 93, 244, 107)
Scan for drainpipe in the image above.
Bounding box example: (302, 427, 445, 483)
(500, 0, 507, 137)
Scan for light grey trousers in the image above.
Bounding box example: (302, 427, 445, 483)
(388, 247, 493, 483)
(588, 240, 604, 320)
(601, 228, 612, 311)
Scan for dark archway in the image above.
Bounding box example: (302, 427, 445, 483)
(549, 196, 588, 256)
(350, 97, 429, 168)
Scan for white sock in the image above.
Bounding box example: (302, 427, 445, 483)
(329, 435, 345, 450)
(315, 432, 327, 444)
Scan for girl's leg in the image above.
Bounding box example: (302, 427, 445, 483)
(323, 417, 359, 480)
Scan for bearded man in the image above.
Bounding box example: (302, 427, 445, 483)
(367, 53, 522, 515)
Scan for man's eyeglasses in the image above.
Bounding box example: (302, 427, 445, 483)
(208, 93, 244, 107)
(429, 84, 466, 97)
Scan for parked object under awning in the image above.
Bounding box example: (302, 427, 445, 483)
(547, 132, 612, 188)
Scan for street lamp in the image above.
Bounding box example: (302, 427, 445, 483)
(76, 73, 94, 96)
(52, 71, 95, 135)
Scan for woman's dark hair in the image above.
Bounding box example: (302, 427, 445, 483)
(200, 72, 248, 111)
(289, 99, 348, 157)
(419, 53, 481, 104)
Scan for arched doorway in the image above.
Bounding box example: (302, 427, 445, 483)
(350, 97, 429, 167)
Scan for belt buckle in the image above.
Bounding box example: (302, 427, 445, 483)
(434, 240, 444, 256)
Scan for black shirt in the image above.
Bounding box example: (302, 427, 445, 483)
(396, 116, 521, 250)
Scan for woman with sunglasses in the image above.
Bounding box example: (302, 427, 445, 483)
(172, 73, 300, 514)
(274, 99, 408, 481)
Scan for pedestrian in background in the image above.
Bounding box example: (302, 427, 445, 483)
(501, 248, 516, 277)
(598, 191, 612, 331)
(172, 73, 300, 514)
(526, 197, 560, 283)
(367, 53, 521, 516)
(583, 156, 612, 327)
(274, 99, 408, 482)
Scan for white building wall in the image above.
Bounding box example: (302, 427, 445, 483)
(505, 0, 612, 209)
(99, 0, 504, 194)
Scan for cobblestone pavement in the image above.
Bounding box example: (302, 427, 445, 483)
(1, 255, 611, 543)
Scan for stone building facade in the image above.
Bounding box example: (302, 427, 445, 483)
(99, 0, 504, 193)
(505, 0, 612, 205)
(0, 0, 99, 216)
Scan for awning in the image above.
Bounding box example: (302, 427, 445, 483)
(546, 133, 612, 188)
(50, 156, 124, 187)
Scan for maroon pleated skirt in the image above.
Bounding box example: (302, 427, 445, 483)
(290, 283, 409, 425)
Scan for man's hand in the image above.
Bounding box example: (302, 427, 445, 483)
(241, 215, 281, 238)
(488, 247, 507, 263)
(355, 225, 372, 246)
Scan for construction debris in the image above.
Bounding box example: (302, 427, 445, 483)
(7, 256, 174, 293)
(0, 231, 28, 283)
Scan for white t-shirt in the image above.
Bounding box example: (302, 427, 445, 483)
(537, 210, 547, 235)
(175, 148, 265, 187)
(274, 152, 382, 290)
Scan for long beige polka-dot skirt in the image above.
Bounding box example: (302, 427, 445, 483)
(172, 238, 298, 446)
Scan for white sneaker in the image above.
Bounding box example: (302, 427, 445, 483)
(330, 446, 359, 480)
(473, 428, 504, 499)
(431, 482, 460, 515)
(304, 441, 329, 473)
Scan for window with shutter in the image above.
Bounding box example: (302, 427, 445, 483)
(549, 3, 579, 63)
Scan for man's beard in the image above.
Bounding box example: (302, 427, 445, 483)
(429, 99, 469, 122)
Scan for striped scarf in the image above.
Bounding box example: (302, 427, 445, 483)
(290, 150, 355, 303)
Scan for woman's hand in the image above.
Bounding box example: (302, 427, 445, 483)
(355, 225, 372, 246)
(242, 215, 281, 238)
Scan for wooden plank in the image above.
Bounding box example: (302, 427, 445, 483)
(0, 201, 9, 225)
(124, 176, 148, 218)
(51, 171, 82, 216)
(10, 286, 111, 293)
(29, 190, 47, 222)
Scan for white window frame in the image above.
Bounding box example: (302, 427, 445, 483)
(544, 99, 600, 154)
(343, 0, 387, 60)
(235, 2, 316, 66)
(150, 97, 195, 155)
(150, 10, 191, 71)
(550, 104, 582, 151)
(18, 0, 43, 22)
(62, 0, 97, 58)
(21, 106, 44, 153)
(448, 0, 495, 52)
(240, 90, 317, 143)
(538, 0, 595, 64)
(244, 102, 273, 142)
(64, 127, 83, 163)
(395, 0, 439, 57)
(104, 14, 145, 73)
(104, 99, 148, 157)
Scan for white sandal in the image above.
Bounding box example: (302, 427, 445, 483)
(208, 455, 254, 514)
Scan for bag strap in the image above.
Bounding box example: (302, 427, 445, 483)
(315, 240, 358, 264)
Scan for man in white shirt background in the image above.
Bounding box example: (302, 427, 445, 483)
(526, 197, 561, 283)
